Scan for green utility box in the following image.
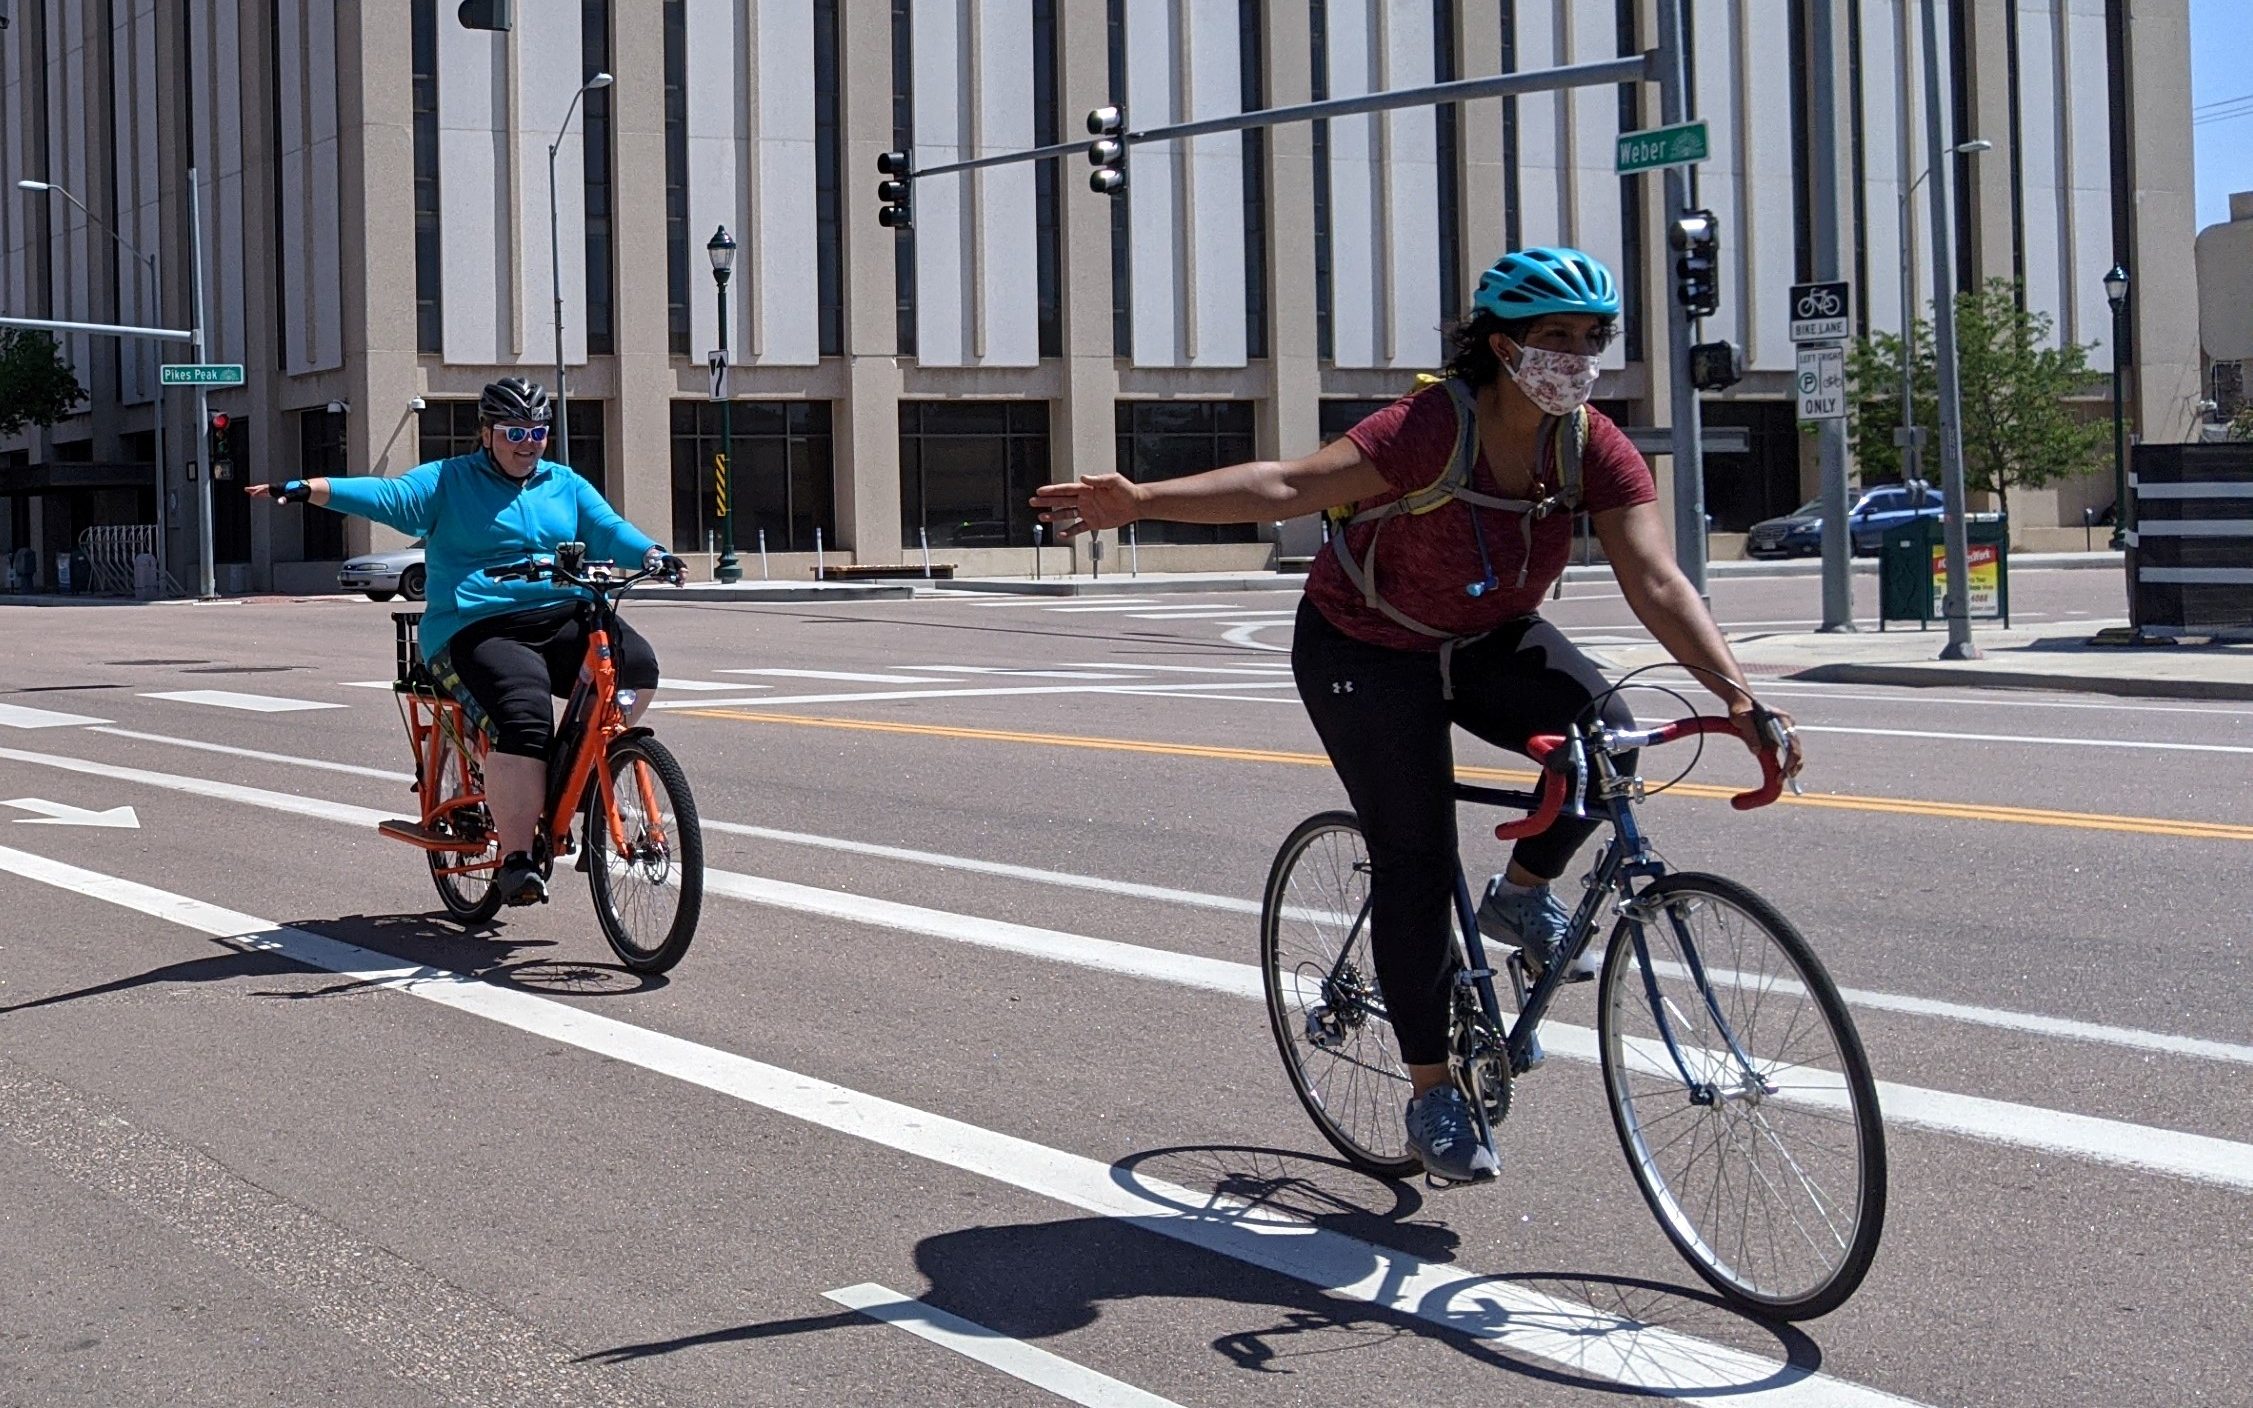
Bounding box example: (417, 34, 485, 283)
(1878, 513, 2010, 630)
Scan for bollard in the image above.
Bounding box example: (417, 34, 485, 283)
(919, 525, 932, 578)
(1032, 522, 1044, 580)
(1089, 531, 1103, 581)
(814, 526, 825, 580)
(758, 527, 769, 579)
(2082, 507, 2094, 554)
(1128, 522, 1139, 577)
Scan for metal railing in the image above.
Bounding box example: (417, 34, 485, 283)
(76, 523, 181, 597)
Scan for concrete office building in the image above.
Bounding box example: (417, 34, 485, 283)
(0, 1, 2200, 592)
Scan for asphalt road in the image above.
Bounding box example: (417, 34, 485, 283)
(2, 567, 2246, 1408)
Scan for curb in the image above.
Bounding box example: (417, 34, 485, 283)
(1787, 661, 2253, 703)
(940, 575, 1307, 597)
(644, 583, 915, 604)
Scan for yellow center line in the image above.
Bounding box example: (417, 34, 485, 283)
(680, 708, 2253, 843)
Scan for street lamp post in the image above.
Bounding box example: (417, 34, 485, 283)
(18, 178, 167, 587)
(547, 70, 613, 471)
(708, 225, 740, 583)
(2104, 264, 2131, 551)
(1894, 139, 1990, 501)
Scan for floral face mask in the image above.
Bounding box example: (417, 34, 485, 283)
(1504, 345, 1602, 416)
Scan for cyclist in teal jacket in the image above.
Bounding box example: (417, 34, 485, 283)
(250, 377, 682, 906)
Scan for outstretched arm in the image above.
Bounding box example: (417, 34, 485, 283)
(248, 465, 440, 539)
(1029, 435, 1389, 539)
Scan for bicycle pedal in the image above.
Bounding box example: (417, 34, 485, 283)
(1424, 1168, 1498, 1191)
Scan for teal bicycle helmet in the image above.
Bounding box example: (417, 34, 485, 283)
(1471, 247, 1621, 320)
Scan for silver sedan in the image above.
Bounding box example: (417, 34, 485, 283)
(339, 546, 427, 602)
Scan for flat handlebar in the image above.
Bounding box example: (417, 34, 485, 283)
(1492, 714, 1787, 841)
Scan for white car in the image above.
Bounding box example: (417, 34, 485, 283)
(340, 546, 427, 602)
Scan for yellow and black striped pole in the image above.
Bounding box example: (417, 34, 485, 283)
(713, 450, 730, 522)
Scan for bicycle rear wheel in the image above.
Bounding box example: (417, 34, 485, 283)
(1597, 872, 1886, 1319)
(426, 730, 502, 924)
(584, 734, 704, 974)
(1260, 812, 1419, 1178)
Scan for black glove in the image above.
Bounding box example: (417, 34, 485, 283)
(264, 480, 313, 504)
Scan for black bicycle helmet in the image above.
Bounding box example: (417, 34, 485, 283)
(478, 376, 553, 425)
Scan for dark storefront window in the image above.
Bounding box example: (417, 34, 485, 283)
(891, 0, 917, 356)
(1700, 401, 1804, 532)
(1115, 401, 1257, 544)
(562, 402, 609, 500)
(1107, 0, 1130, 356)
(1310, 0, 1333, 362)
(418, 401, 484, 463)
(815, 0, 845, 356)
(299, 409, 349, 559)
(412, 0, 443, 352)
(1034, 0, 1062, 359)
(583, 0, 616, 354)
(670, 401, 835, 554)
(1318, 398, 1395, 444)
(898, 401, 1052, 549)
(1241, 0, 1269, 358)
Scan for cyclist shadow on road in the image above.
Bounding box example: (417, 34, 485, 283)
(263, 911, 672, 1000)
(578, 1143, 1825, 1395)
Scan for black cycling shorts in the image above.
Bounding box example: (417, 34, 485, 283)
(428, 602, 660, 759)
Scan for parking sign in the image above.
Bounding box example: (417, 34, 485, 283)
(1796, 345, 1847, 421)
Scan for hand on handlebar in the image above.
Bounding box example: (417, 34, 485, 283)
(642, 546, 689, 586)
(1730, 702, 1804, 791)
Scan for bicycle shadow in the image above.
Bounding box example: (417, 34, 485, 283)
(272, 911, 671, 999)
(580, 1143, 1825, 1397)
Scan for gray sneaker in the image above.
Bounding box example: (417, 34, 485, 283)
(1404, 1086, 1500, 1184)
(1477, 878, 1595, 983)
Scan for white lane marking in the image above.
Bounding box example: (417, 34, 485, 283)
(696, 872, 2253, 1189)
(651, 680, 1299, 710)
(3, 798, 139, 828)
(0, 845, 1929, 1408)
(895, 666, 1144, 680)
(1057, 662, 1293, 676)
(1753, 684, 2253, 720)
(0, 702, 110, 729)
(88, 728, 418, 782)
(1124, 611, 1298, 622)
(28, 733, 2253, 1073)
(144, 689, 349, 714)
(824, 1285, 1185, 1408)
(340, 680, 400, 690)
(1043, 603, 1238, 615)
(718, 668, 963, 684)
(1220, 622, 1291, 652)
(1109, 690, 1296, 705)
(647, 679, 779, 692)
(1796, 724, 2253, 756)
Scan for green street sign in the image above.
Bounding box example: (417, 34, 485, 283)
(1616, 121, 1711, 174)
(160, 363, 246, 387)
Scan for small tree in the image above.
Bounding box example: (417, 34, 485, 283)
(1848, 278, 2111, 517)
(0, 330, 86, 438)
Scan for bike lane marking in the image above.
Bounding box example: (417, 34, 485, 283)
(823, 1285, 1186, 1408)
(0, 841, 1928, 1408)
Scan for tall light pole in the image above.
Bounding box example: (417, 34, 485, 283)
(2104, 264, 2130, 551)
(547, 70, 613, 471)
(1896, 139, 1991, 501)
(708, 225, 740, 583)
(19, 178, 167, 586)
(1918, 0, 1977, 660)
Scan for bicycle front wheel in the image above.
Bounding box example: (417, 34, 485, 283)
(426, 732, 502, 924)
(1260, 812, 1419, 1179)
(584, 735, 704, 974)
(1598, 872, 1886, 1319)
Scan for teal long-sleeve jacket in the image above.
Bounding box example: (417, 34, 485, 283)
(321, 452, 662, 659)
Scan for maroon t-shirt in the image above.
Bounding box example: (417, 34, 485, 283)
(1303, 386, 1657, 651)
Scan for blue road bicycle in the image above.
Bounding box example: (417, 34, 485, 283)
(1260, 711, 1887, 1319)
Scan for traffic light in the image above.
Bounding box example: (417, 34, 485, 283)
(208, 413, 234, 464)
(1670, 208, 1720, 319)
(876, 150, 913, 230)
(457, 0, 509, 30)
(1689, 340, 1745, 391)
(1087, 107, 1127, 196)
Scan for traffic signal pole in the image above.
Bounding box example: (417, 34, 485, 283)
(1809, 1, 1854, 631)
(188, 166, 216, 599)
(1653, 3, 1707, 595)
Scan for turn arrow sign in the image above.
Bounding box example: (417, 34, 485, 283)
(4, 798, 142, 829)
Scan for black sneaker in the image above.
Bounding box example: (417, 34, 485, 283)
(495, 851, 548, 906)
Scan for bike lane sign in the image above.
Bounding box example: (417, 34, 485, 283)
(1789, 281, 1851, 344)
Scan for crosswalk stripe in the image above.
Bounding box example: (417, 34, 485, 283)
(0, 843, 1933, 1408)
(143, 689, 348, 713)
(0, 702, 109, 729)
(824, 1285, 1186, 1408)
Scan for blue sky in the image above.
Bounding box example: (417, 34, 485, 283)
(2193, 0, 2253, 230)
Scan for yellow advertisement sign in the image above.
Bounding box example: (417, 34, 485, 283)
(1930, 541, 2001, 617)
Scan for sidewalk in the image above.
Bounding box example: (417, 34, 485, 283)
(1596, 620, 2253, 703)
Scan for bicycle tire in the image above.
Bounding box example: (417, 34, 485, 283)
(426, 733, 502, 925)
(1597, 872, 1887, 1319)
(583, 734, 704, 974)
(1260, 812, 1420, 1179)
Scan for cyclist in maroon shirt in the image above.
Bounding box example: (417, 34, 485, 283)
(1034, 247, 1801, 1184)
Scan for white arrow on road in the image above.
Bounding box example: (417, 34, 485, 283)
(3, 798, 141, 829)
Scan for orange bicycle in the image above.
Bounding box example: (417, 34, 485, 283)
(380, 542, 704, 973)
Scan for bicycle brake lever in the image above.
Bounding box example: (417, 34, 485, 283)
(1564, 733, 1589, 819)
(1760, 714, 1804, 796)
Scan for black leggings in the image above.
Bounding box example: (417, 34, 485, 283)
(1292, 598, 1635, 1066)
(431, 603, 661, 759)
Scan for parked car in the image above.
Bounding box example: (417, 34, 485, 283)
(1746, 486, 1946, 559)
(340, 545, 426, 602)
